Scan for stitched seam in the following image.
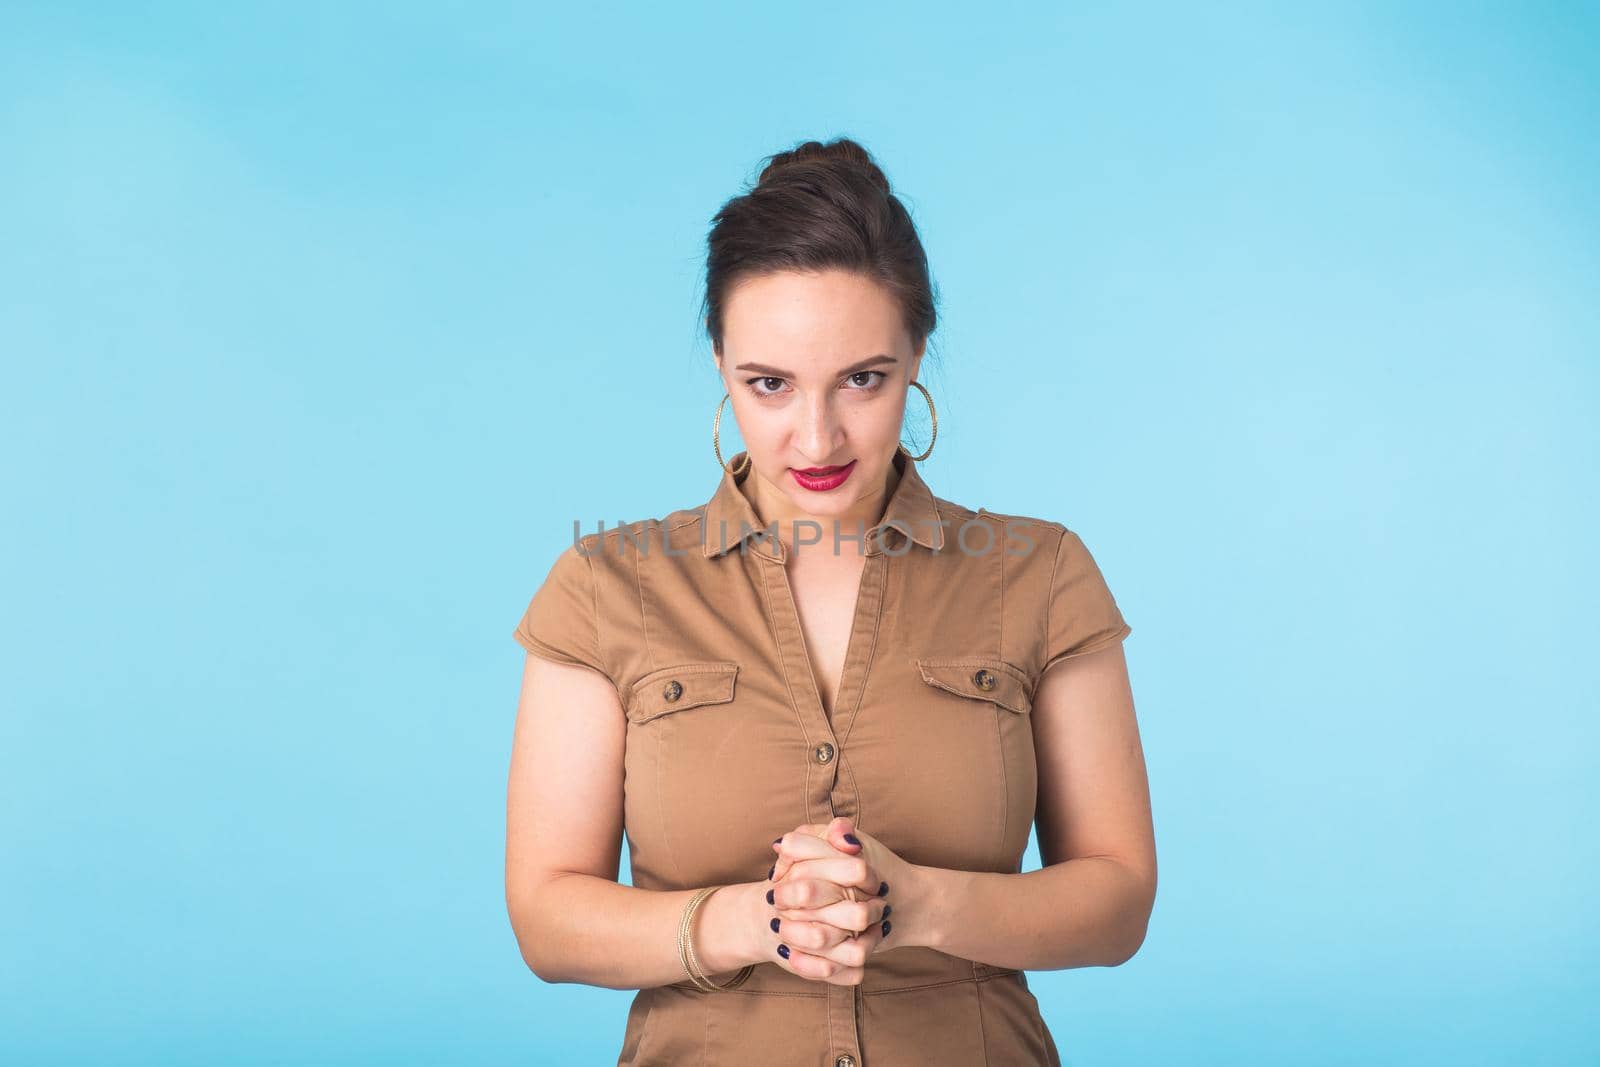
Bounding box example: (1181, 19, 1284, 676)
(994, 524, 1012, 860)
(757, 560, 814, 825)
(839, 553, 888, 832)
(840, 554, 885, 751)
(579, 547, 627, 710)
(861, 970, 1023, 996)
(975, 966, 991, 1066)
(998, 515, 1007, 677)
(657, 709, 685, 890)
(914, 663, 1029, 714)
(1032, 986, 1051, 1058)
(1046, 526, 1065, 645)
(636, 993, 657, 1062)
(855, 560, 887, 831)
(635, 662, 741, 678)
(917, 657, 1031, 686)
(760, 552, 833, 1050)
(995, 698, 1009, 866)
(666, 983, 828, 998)
(627, 663, 739, 724)
(1040, 621, 1133, 674)
(669, 970, 1023, 997)
(633, 541, 653, 673)
(821, 954, 834, 1067)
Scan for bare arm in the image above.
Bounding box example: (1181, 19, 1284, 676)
(505, 653, 768, 988)
(900, 641, 1157, 970)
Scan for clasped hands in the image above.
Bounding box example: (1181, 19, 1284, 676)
(757, 816, 904, 985)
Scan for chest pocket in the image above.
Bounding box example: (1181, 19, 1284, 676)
(914, 657, 1033, 715)
(626, 661, 740, 724)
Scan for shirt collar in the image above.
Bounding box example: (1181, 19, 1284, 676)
(700, 449, 946, 562)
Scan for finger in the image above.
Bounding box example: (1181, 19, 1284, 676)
(775, 894, 889, 934)
(771, 824, 854, 882)
(770, 874, 845, 912)
(771, 873, 879, 914)
(777, 856, 879, 900)
(772, 819, 860, 860)
(765, 884, 866, 986)
(789, 916, 885, 971)
(772, 823, 832, 851)
(774, 937, 863, 986)
(824, 816, 863, 854)
(771, 915, 855, 956)
(773, 818, 865, 884)
(770, 825, 830, 884)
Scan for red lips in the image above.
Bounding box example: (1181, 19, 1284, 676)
(791, 460, 856, 492)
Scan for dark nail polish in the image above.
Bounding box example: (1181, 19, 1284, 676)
(881, 920, 891, 937)
(766, 888, 775, 905)
(882, 904, 891, 919)
(770, 917, 780, 932)
(843, 833, 860, 846)
(768, 864, 774, 880)
(877, 881, 889, 897)
(777, 944, 790, 959)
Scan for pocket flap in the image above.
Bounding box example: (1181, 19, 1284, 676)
(914, 657, 1032, 715)
(627, 661, 740, 724)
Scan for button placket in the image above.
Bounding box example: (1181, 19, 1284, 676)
(757, 550, 881, 1066)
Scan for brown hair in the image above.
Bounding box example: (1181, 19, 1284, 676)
(701, 137, 938, 357)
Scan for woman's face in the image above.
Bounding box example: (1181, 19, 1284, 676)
(715, 268, 924, 536)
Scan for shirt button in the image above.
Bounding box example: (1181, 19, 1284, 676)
(973, 668, 995, 691)
(835, 1056, 856, 1067)
(814, 742, 835, 764)
(662, 680, 683, 702)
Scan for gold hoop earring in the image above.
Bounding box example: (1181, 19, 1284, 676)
(897, 380, 938, 462)
(713, 393, 751, 476)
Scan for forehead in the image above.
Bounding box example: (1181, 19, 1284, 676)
(723, 269, 905, 360)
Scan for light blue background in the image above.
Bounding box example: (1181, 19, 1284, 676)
(3, 3, 1595, 1064)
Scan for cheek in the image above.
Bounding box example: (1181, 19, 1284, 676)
(848, 396, 905, 448)
(723, 393, 783, 443)
(738, 415, 789, 457)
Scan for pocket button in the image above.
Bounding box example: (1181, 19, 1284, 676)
(662, 679, 683, 702)
(973, 668, 996, 691)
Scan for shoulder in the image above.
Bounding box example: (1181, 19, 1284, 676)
(562, 502, 710, 576)
(933, 497, 1121, 601)
(570, 505, 705, 554)
(932, 496, 1069, 565)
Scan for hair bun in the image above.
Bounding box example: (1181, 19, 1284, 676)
(703, 135, 936, 355)
(756, 137, 891, 195)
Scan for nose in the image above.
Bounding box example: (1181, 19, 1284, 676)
(795, 391, 844, 462)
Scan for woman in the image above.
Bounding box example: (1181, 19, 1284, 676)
(506, 137, 1155, 1066)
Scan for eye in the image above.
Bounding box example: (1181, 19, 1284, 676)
(844, 370, 888, 391)
(746, 375, 789, 398)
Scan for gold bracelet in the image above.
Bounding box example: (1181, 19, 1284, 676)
(678, 886, 754, 991)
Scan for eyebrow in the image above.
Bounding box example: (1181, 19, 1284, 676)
(733, 354, 899, 378)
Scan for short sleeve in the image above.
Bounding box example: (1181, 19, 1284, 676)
(1043, 527, 1132, 671)
(513, 543, 608, 677)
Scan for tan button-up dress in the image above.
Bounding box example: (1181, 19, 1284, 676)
(514, 449, 1132, 1066)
